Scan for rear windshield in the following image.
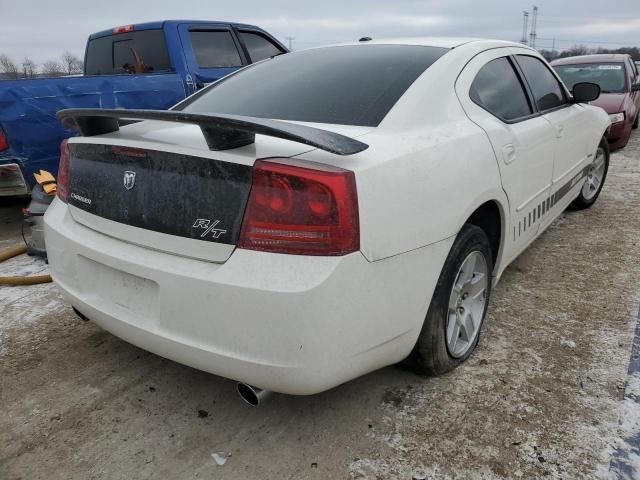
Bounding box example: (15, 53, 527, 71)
(178, 45, 449, 127)
(85, 30, 172, 75)
(554, 63, 627, 94)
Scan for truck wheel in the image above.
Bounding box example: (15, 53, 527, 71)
(407, 224, 492, 376)
(633, 114, 639, 130)
(569, 138, 609, 210)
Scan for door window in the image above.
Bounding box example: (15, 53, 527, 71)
(516, 55, 567, 111)
(189, 30, 242, 68)
(470, 57, 533, 121)
(86, 30, 171, 75)
(238, 31, 283, 62)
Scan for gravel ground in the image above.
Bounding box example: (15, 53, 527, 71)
(1, 132, 640, 479)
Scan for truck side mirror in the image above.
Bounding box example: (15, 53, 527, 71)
(572, 82, 601, 103)
(632, 81, 640, 92)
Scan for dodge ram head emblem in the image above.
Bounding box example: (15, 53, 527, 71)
(123, 170, 136, 190)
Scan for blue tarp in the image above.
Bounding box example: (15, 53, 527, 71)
(0, 73, 186, 187)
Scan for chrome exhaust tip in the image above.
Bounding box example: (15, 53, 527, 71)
(236, 383, 273, 406)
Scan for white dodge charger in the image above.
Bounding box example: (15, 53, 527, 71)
(45, 38, 610, 402)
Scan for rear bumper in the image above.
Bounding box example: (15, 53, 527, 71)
(0, 162, 29, 196)
(44, 199, 452, 395)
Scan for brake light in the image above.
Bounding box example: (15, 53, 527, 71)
(238, 158, 359, 256)
(57, 140, 70, 203)
(113, 24, 134, 34)
(0, 130, 8, 151)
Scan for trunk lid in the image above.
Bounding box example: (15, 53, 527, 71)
(66, 121, 371, 263)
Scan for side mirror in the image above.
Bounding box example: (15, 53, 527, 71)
(572, 82, 601, 103)
(632, 82, 640, 92)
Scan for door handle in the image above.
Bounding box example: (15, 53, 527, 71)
(556, 124, 565, 138)
(503, 144, 516, 165)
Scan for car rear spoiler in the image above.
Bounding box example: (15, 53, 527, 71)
(57, 109, 369, 156)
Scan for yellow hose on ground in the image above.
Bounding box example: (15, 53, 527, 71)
(0, 244, 52, 286)
(0, 244, 27, 262)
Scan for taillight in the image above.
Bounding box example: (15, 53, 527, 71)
(0, 130, 8, 151)
(57, 140, 70, 203)
(238, 158, 359, 256)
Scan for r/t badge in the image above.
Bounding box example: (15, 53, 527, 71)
(192, 218, 227, 239)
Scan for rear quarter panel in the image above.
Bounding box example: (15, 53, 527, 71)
(299, 119, 507, 263)
(355, 122, 507, 262)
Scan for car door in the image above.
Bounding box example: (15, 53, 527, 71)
(513, 52, 595, 227)
(177, 24, 247, 89)
(455, 50, 556, 263)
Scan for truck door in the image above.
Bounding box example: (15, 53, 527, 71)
(177, 24, 247, 90)
(455, 49, 556, 263)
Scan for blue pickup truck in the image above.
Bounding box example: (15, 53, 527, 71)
(0, 20, 287, 195)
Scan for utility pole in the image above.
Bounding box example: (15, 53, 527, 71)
(285, 36, 295, 51)
(529, 5, 538, 49)
(521, 11, 529, 45)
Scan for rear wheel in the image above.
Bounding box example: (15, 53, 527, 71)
(569, 138, 609, 210)
(407, 224, 492, 375)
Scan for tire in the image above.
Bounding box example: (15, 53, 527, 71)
(633, 113, 639, 130)
(569, 137, 609, 210)
(407, 224, 493, 376)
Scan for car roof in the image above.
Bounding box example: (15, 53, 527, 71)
(325, 37, 522, 50)
(551, 54, 631, 65)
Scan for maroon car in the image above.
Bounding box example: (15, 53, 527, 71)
(553, 54, 640, 149)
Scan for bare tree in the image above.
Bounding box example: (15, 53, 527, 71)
(42, 60, 64, 77)
(22, 58, 37, 78)
(0, 54, 20, 79)
(540, 45, 640, 62)
(61, 51, 83, 75)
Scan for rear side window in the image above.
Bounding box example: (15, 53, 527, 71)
(86, 30, 171, 75)
(189, 31, 242, 68)
(470, 57, 532, 121)
(516, 55, 567, 111)
(179, 45, 449, 127)
(238, 31, 283, 62)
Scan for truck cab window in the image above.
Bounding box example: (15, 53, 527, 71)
(85, 30, 171, 75)
(238, 31, 283, 62)
(189, 31, 243, 68)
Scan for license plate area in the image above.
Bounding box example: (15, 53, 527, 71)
(78, 255, 159, 326)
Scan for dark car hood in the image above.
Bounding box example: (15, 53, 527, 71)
(591, 93, 626, 114)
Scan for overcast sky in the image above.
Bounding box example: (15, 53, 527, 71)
(2, 0, 639, 65)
